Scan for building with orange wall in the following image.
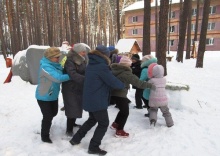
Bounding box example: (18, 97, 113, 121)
(123, 0, 220, 51)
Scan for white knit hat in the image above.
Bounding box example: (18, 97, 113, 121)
(142, 55, 154, 62)
(119, 56, 132, 66)
(73, 43, 87, 53)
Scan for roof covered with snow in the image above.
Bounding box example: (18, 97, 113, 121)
(123, 0, 182, 12)
(116, 39, 141, 53)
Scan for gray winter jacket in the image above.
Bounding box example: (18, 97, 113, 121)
(62, 50, 87, 118)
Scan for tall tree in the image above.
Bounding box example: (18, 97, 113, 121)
(191, 0, 200, 58)
(185, 0, 192, 59)
(0, 0, 7, 59)
(155, 0, 158, 56)
(157, 0, 169, 75)
(176, 0, 191, 62)
(142, 0, 151, 56)
(196, 0, 210, 68)
(116, 0, 120, 41)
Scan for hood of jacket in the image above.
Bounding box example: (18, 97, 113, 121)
(67, 50, 88, 65)
(88, 50, 111, 65)
(141, 57, 157, 68)
(40, 57, 63, 71)
(152, 65, 164, 78)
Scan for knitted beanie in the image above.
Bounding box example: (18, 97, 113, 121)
(119, 56, 132, 67)
(142, 55, 154, 62)
(96, 45, 110, 57)
(72, 43, 87, 53)
(44, 47, 61, 59)
(108, 46, 115, 52)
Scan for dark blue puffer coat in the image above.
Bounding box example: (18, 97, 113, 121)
(83, 50, 124, 112)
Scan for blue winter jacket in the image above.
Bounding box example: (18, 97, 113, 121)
(83, 51, 124, 112)
(35, 57, 70, 101)
(140, 57, 157, 100)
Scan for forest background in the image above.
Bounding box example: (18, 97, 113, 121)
(0, 0, 212, 72)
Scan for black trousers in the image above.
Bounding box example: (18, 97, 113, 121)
(71, 109, 109, 151)
(135, 88, 149, 109)
(37, 99, 58, 136)
(112, 96, 130, 130)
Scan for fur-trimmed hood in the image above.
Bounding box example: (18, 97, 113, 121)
(67, 50, 88, 65)
(89, 50, 111, 65)
(141, 57, 157, 68)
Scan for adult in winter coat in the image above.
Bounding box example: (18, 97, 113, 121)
(140, 55, 157, 116)
(147, 63, 174, 127)
(62, 43, 88, 136)
(131, 54, 149, 109)
(69, 45, 124, 156)
(110, 56, 152, 138)
(35, 47, 70, 143)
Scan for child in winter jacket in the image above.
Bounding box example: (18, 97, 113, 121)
(147, 63, 174, 127)
(140, 55, 157, 116)
(111, 56, 152, 138)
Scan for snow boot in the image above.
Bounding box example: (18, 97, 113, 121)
(110, 122, 118, 130)
(150, 119, 156, 126)
(115, 130, 129, 138)
(88, 148, 107, 155)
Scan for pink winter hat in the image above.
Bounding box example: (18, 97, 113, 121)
(148, 63, 157, 78)
(119, 56, 132, 66)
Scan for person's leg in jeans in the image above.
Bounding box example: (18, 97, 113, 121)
(37, 99, 58, 143)
(135, 88, 143, 109)
(70, 112, 97, 144)
(114, 97, 129, 130)
(88, 109, 109, 151)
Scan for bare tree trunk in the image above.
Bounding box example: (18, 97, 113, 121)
(74, 0, 80, 43)
(196, 0, 210, 68)
(191, 0, 200, 58)
(176, 0, 191, 62)
(155, 0, 158, 56)
(0, 0, 7, 59)
(116, 0, 120, 41)
(142, 0, 151, 56)
(185, 0, 192, 59)
(157, 0, 169, 76)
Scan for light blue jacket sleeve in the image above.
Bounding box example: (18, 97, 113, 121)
(42, 65, 70, 83)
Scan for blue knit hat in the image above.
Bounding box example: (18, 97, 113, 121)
(108, 46, 115, 52)
(96, 45, 110, 57)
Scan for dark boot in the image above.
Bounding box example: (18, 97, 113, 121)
(41, 120, 52, 143)
(88, 148, 107, 155)
(41, 134, 52, 143)
(66, 118, 75, 136)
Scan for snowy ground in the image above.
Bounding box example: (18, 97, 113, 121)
(0, 51, 220, 156)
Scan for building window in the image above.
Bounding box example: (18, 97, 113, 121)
(169, 40, 174, 46)
(132, 29, 138, 35)
(132, 16, 138, 23)
(169, 11, 175, 18)
(207, 22, 215, 30)
(169, 26, 175, 33)
(206, 38, 214, 45)
(209, 6, 216, 14)
(191, 24, 195, 31)
(192, 8, 197, 16)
